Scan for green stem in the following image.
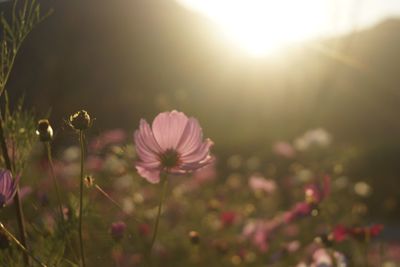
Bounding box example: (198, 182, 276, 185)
(0, 223, 47, 267)
(78, 130, 86, 267)
(0, 114, 29, 266)
(45, 142, 64, 224)
(149, 174, 168, 252)
(45, 142, 79, 263)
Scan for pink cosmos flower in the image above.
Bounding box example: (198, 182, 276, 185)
(134, 110, 213, 183)
(249, 174, 277, 194)
(0, 169, 19, 208)
(272, 141, 296, 158)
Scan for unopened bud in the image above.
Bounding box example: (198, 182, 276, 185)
(36, 119, 53, 142)
(69, 110, 91, 130)
(188, 231, 200, 245)
(84, 175, 95, 188)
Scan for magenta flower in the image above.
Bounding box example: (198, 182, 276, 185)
(0, 169, 19, 208)
(134, 110, 213, 183)
(110, 221, 127, 241)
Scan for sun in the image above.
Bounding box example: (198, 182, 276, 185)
(177, 0, 332, 56)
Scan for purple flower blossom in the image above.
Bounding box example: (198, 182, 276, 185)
(134, 110, 213, 183)
(0, 169, 19, 208)
(110, 221, 127, 241)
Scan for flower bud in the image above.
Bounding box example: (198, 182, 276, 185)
(84, 175, 95, 188)
(69, 110, 91, 130)
(36, 119, 53, 142)
(188, 231, 200, 245)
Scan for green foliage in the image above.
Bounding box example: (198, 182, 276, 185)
(0, 0, 52, 95)
(0, 94, 37, 173)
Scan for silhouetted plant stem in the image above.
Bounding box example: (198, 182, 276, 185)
(45, 142, 64, 224)
(0, 116, 29, 266)
(78, 130, 86, 267)
(45, 142, 79, 263)
(0, 223, 47, 267)
(149, 173, 168, 252)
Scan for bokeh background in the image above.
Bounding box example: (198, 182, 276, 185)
(2, 0, 400, 226)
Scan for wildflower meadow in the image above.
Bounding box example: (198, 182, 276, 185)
(0, 0, 399, 266)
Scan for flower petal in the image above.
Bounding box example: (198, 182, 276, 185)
(134, 131, 159, 162)
(176, 118, 203, 156)
(152, 111, 189, 150)
(134, 119, 164, 164)
(135, 165, 160, 184)
(180, 138, 213, 164)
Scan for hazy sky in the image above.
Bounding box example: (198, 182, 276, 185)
(345, 0, 400, 29)
(177, 0, 400, 55)
(178, 0, 400, 34)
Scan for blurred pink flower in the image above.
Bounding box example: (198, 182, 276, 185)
(286, 240, 300, 252)
(110, 221, 127, 241)
(220, 211, 236, 227)
(249, 174, 276, 194)
(305, 175, 331, 205)
(294, 128, 332, 151)
(332, 224, 383, 243)
(242, 220, 269, 252)
(0, 170, 19, 208)
(349, 224, 383, 241)
(333, 225, 348, 242)
(273, 141, 296, 158)
(311, 248, 332, 267)
(284, 202, 312, 223)
(86, 156, 103, 172)
(134, 110, 213, 183)
(90, 129, 127, 152)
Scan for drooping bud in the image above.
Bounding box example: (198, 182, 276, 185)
(69, 110, 91, 130)
(188, 230, 200, 245)
(36, 119, 53, 142)
(84, 175, 95, 188)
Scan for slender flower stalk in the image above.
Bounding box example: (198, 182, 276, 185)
(0, 223, 47, 267)
(45, 143, 64, 223)
(0, 117, 29, 266)
(149, 173, 168, 251)
(78, 130, 86, 267)
(69, 110, 91, 267)
(36, 120, 64, 223)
